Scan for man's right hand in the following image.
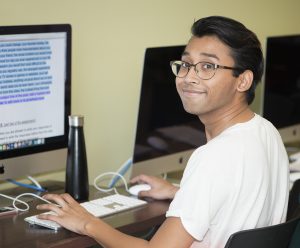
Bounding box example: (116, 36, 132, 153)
(130, 174, 179, 200)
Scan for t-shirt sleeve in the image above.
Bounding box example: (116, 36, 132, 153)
(166, 145, 234, 241)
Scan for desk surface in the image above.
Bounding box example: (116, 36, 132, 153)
(0, 181, 170, 248)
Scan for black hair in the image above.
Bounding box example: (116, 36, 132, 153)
(191, 16, 264, 104)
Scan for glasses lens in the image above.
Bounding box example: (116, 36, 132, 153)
(195, 62, 215, 80)
(171, 61, 188, 77)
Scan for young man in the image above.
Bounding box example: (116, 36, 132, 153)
(38, 16, 289, 248)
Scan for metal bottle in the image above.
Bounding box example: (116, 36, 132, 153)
(65, 115, 89, 201)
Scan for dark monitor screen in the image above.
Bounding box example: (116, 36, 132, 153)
(131, 46, 206, 177)
(263, 35, 300, 143)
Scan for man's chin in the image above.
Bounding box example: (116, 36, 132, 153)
(183, 106, 201, 116)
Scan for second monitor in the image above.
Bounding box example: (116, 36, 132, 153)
(0, 24, 71, 180)
(130, 46, 206, 178)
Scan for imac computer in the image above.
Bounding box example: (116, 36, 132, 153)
(262, 35, 300, 145)
(130, 46, 206, 178)
(0, 24, 71, 180)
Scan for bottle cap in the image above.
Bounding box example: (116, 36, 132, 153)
(69, 115, 84, 127)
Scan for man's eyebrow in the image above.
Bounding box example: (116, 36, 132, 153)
(200, 52, 220, 60)
(182, 51, 189, 56)
(181, 51, 220, 60)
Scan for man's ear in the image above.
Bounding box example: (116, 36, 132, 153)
(237, 70, 253, 92)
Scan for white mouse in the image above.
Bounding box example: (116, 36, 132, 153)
(128, 184, 151, 196)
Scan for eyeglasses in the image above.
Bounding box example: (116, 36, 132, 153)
(170, 60, 242, 80)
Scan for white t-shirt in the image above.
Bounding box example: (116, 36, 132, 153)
(166, 114, 289, 248)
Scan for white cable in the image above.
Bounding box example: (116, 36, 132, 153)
(0, 193, 29, 211)
(0, 192, 59, 212)
(14, 193, 59, 212)
(27, 175, 43, 189)
(93, 172, 130, 194)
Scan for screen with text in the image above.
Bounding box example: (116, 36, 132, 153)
(0, 32, 66, 151)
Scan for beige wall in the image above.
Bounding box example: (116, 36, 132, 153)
(1, 0, 300, 186)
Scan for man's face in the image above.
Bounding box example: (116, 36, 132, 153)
(176, 35, 240, 117)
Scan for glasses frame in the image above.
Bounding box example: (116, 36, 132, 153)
(170, 60, 242, 80)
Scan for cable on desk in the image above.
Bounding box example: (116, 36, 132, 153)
(93, 172, 130, 194)
(0, 192, 59, 212)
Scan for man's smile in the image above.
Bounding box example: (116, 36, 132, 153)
(181, 88, 207, 97)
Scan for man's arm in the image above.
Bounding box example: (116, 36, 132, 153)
(85, 216, 194, 248)
(37, 194, 194, 248)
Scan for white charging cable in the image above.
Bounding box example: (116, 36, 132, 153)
(93, 172, 130, 195)
(0, 193, 59, 212)
(27, 176, 44, 190)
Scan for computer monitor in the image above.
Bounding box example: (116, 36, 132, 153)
(130, 46, 206, 178)
(262, 35, 300, 145)
(0, 24, 71, 180)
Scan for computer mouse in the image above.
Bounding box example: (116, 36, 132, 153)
(128, 184, 151, 196)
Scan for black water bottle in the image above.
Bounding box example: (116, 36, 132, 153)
(65, 115, 89, 201)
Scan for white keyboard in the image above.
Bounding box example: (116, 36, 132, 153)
(24, 194, 147, 231)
